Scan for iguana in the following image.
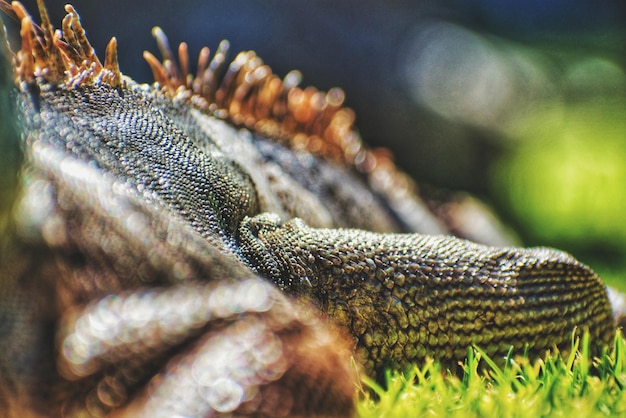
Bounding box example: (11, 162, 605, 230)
(0, 1, 618, 416)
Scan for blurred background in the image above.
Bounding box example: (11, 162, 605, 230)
(5, 0, 626, 288)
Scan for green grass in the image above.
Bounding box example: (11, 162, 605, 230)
(357, 332, 626, 417)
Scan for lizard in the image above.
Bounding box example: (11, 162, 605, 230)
(0, 1, 618, 416)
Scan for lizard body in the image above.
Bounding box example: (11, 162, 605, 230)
(0, 2, 617, 416)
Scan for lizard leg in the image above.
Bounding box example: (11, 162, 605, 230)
(239, 213, 616, 377)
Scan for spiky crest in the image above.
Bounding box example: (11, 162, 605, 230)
(143, 27, 423, 210)
(0, 0, 420, 206)
(3, 0, 122, 87)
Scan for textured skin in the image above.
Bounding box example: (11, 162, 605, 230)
(3, 77, 360, 417)
(239, 214, 614, 374)
(0, 1, 618, 416)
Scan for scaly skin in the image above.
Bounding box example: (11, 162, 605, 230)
(239, 213, 615, 375)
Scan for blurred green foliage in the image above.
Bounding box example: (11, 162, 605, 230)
(492, 65, 626, 290)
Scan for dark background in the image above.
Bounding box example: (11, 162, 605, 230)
(4, 0, 625, 285)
